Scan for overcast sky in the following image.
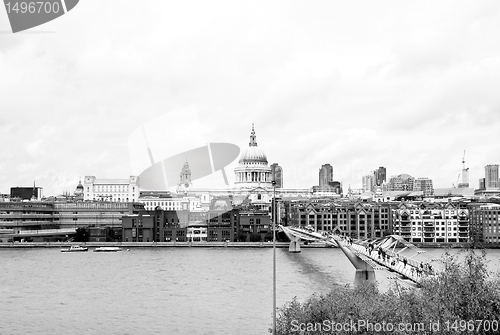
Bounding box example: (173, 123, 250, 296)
(1, 0, 500, 196)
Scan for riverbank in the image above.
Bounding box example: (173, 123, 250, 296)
(2, 241, 499, 249)
(0, 241, 334, 248)
(414, 242, 500, 248)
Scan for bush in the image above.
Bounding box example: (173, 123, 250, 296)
(271, 249, 500, 334)
(74, 227, 90, 242)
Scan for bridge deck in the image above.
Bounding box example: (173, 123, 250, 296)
(338, 239, 422, 285)
(280, 226, 436, 287)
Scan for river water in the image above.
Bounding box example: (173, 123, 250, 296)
(1, 247, 499, 335)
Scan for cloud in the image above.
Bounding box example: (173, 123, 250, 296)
(1, 0, 500, 194)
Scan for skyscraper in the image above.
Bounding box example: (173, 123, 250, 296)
(319, 164, 333, 187)
(479, 178, 486, 190)
(376, 167, 386, 186)
(485, 164, 499, 189)
(271, 163, 283, 188)
(362, 174, 375, 192)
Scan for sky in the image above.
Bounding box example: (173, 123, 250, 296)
(1, 0, 500, 196)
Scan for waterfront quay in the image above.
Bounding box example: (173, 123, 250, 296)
(0, 240, 489, 249)
(0, 241, 331, 248)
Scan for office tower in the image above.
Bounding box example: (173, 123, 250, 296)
(319, 164, 333, 187)
(362, 174, 375, 192)
(485, 165, 499, 189)
(270, 163, 283, 188)
(376, 167, 386, 186)
(479, 178, 486, 190)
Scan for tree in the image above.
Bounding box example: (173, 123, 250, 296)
(74, 227, 90, 242)
(249, 233, 262, 242)
(237, 232, 248, 242)
(264, 232, 274, 242)
(272, 249, 500, 334)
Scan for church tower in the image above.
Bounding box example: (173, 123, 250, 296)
(177, 160, 192, 193)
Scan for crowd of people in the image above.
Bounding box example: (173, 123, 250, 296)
(353, 239, 435, 278)
(292, 226, 436, 279)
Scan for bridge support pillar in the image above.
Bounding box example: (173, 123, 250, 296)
(288, 236, 301, 253)
(354, 268, 376, 288)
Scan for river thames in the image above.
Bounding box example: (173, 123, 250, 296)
(1, 247, 500, 334)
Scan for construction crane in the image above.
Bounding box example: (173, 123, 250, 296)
(453, 173, 460, 188)
(462, 150, 466, 170)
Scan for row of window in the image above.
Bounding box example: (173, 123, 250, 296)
(403, 210, 460, 214)
(163, 231, 186, 237)
(411, 226, 458, 231)
(89, 186, 135, 192)
(84, 195, 136, 203)
(409, 232, 457, 237)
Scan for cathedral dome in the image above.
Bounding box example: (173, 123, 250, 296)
(239, 146, 268, 165)
(234, 124, 272, 188)
(238, 124, 268, 165)
(74, 179, 84, 196)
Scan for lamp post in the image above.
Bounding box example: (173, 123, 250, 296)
(272, 180, 276, 335)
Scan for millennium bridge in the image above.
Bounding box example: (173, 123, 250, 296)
(279, 225, 438, 289)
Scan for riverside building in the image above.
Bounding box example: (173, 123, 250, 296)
(391, 202, 469, 244)
(288, 200, 392, 239)
(0, 200, 144, 242)
(122, 200, 237, 243)
(468, 203, 500, 246)
(0, 202, 59, 242)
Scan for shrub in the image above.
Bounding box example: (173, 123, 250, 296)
(271, 249, 500, 334)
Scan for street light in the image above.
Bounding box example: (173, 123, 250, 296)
(272, 180, 276, 335)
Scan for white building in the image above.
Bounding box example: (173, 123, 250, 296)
(139, 194, 203, 212)
(83, 176, 140, 202)
(187, 224, 208, 242)
(392, 202, 469, 244)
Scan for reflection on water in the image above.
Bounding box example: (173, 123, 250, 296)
(1, 247, 499, 334)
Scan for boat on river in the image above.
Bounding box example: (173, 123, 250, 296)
(61, 245, 88, 252)
(93, 247, 122, 252)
